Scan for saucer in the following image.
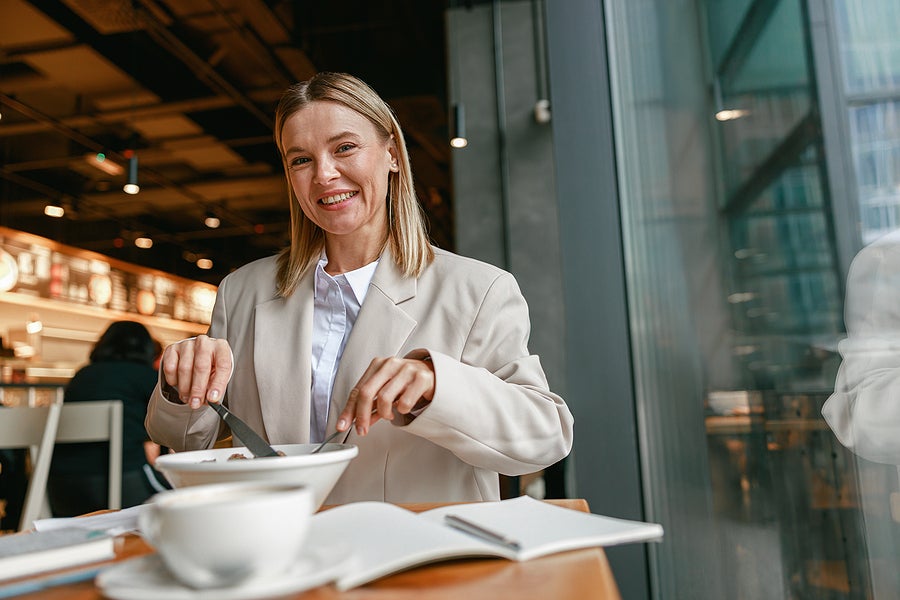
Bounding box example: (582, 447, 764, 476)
(96, 544, 351, 600)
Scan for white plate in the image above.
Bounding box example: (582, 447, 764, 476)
(96, 543, 351, 600)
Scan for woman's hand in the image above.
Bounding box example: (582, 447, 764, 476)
(337, 356, 435, 435)
(161, 335, 234, 409)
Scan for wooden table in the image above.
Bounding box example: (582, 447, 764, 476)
(12, 499, 621, 599)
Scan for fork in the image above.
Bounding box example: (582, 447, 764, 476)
(310, 429, 345, 454)
(311, 406, 383, 454)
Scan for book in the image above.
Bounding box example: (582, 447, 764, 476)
(0, 528, 115, 582)
(307, 494, 664, 590)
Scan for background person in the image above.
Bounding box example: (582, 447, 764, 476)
(47, 320, 160, 516)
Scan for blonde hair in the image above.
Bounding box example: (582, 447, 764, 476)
(273, 72, 434, 297)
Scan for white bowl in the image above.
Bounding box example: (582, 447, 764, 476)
(154, 443, 358, 509)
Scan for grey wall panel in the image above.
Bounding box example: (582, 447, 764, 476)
(544, 1, 650, 599)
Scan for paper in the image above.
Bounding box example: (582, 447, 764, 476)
(33, 504, 148, 536)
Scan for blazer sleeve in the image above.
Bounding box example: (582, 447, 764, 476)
(145, 277, 230, 452)
(403, 272, 574, 476)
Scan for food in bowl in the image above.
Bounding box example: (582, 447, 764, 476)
(154, 443, 358, 509)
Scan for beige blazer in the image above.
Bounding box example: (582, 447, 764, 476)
(146, 247, 574, 503)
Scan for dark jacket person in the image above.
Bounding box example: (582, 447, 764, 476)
(47, 320, 160, 516)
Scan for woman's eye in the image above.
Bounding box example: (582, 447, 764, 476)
(337, 143, 355, 153)
(289, 156, 310, 167)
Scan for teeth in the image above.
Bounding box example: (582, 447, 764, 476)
(321, 192, 355, 205)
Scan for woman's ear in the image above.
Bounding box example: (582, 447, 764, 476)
(388, 141, 400, 172)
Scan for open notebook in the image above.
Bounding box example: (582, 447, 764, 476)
(308, 494, 664, 590)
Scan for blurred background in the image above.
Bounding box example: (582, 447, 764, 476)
(1, 0, 899, 598)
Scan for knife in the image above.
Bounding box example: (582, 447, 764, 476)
(162, 381, 280, 458)
(206, 401, 281, 458)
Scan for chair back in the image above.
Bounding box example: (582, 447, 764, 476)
(55, 400, 124, 511)
(0, 401, 63, 531)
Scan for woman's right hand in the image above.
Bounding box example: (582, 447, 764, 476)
(161, 335, 234, 409)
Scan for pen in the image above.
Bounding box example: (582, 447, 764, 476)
(444, 514, 522, 551)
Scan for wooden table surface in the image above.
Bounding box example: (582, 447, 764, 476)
(11, 499, 621, 599)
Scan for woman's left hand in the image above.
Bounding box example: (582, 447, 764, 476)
(337, 356, 435, 435)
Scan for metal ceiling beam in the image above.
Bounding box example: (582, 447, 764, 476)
(203, 0, 295, 87)
(0, 95, 261, 138)
(133, 0, 273, 129)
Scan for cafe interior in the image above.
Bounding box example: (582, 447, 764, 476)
(1, 0, 899, 598)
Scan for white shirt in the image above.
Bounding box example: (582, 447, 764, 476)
(310, 256, 378, 442)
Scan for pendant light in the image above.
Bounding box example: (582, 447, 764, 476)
(450, 103, 467, 148)
(123, 150, 139, 195)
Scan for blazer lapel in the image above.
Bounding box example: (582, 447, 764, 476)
(254, 270, 315, 443)
(327, 254, 417, 430)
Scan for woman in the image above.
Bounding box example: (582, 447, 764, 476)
(146, 72, 573, 503)
(48, 320, 161, 516)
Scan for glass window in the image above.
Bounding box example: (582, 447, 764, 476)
(834, 0, 900, 95)
(603, 0, 891, 596)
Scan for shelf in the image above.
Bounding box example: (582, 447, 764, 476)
(0, 290, 208, 339)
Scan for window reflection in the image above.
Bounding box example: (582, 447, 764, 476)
(605, 0, 898, 597)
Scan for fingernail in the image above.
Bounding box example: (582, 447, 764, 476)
(209, 389, 219, 401)
(190, 398, 200, 409)
(337, 418, 347, 430)
(356, 425, 363, 435)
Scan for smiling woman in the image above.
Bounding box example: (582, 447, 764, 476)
(145, 72, 574, 506)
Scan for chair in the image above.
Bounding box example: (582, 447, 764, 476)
(0, 402, 63, 531)
(54, 400, 124, 511)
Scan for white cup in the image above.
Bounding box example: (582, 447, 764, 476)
(138, 481, 314, 589)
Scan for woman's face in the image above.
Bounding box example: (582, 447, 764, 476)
(280, 101, 398, 245)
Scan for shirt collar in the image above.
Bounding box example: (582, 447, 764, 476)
(315, 253, 379, 304)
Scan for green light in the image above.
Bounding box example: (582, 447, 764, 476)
(96, 152, 106, 162)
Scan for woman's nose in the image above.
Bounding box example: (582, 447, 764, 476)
(314, 156, 339, 183)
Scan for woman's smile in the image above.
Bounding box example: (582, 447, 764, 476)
(319, 190, 359, 206)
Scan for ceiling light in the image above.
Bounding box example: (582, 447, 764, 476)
(84, 152, 124, 176)
(204, 211, 221, 229)
(450, 103, 467, 148)
(134, 236, 153, 249)
(124, 152, 140, 194)
(44, 204, 65, 218)
(196, 258, 213, 270)
(715, 109, 750, 122)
